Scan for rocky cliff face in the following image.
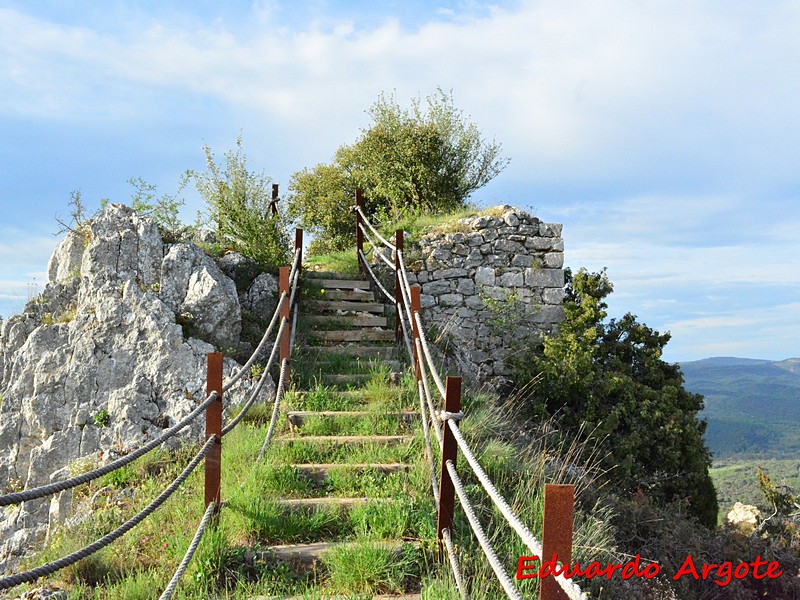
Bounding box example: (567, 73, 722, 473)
(0, 205, 268, 570)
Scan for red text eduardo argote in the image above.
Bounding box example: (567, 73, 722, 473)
(516, 553, 783, 587)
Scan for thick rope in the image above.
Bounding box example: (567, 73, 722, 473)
(359, 224, 397, 271)
(357, 250, 396, 304)
(396, 250, 415, 326)
(256, 358, 289, 461)
(0, 392, 218, 507)
(442, 527, 469, 600)
(447, 421, 588, 600)
(355, 206, 397, 251)
(158, 501, 217, 600)
(0, 436, 216, 591)
(288, 254, 302, 309)
(414, 311, 446, 400)
(397, 303, 415, 365)
(288, 247, 302, 288)
(417, 380, 440, 505)
(415, 337, 443, 446)
(289, 309, 299, 356)
(445, 460, 523, 600)
(222, 291, 287, 393)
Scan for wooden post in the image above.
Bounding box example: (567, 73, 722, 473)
(270, 183, 279, 216)
(394, 229, 404, 344)
(437, 376, 461, 550)
(355, 189, 364, 273)
(204, 352, 223, 517)
(410, 285, 422, 383)
(279, 266, 290, 389)
(540, 484, 575, 600)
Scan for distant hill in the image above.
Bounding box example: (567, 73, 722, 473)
(680, 357, 800, 461)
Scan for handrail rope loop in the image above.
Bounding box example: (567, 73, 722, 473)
(0, 436, 217, 591)
(357, 249, 397, 304)
(417, 380, 440, 505)
(414, 337, 443, 446)
(355, 205, 397, 251)
(439, 411, 465, 422)
(445, 459, 524, 600)
(414, 311, 447, 400)
(221, 316, 287, 437)
(256, 357, 289, 461)
(158, 501, 217, 600)
(446, 420, 588, 600)
(0, 392, 218, 507)
(441, 527, 469, 600)
(358, 224, 397, 270)
(222, 291, 288, 393)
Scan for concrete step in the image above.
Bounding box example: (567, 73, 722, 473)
(311, 330, 395, 343)
(291, 462, 409, 482)
(305, 314, 389, 327)
(312, 279, 372, 290)
(277, 435, 414, 445)
(307, 300, 385, 314)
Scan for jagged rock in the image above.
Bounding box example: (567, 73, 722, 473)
(242, 272, 278, 318)
(726, 502, 760, 532)
(218, 251, 260, 291)
(0, 205, 264, 572)
(46, 230, 85, 284)
(15, 585, 67, 599)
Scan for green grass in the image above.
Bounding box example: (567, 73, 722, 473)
(304, 248, 360, 275)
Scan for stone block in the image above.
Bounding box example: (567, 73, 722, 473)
(539, 223, 563, 237)
(454, 243, 469, 256)
(532, 305, 565, 323)
(525, 237, 553, 251)
(503, 212, 520, 227)
(456, 278, 476, 295)
(466, 232, 484, 246)
(494, 239, 521, 253)
(457, 307, 477, 319)
(439, 293, 464, 307)
(420, 293, 436, 308)
(498, 271, 524, 287)
(511, 254, 534, 268)
(543, 252, 564, 268)
(422, 280, 452, 295)
(433, 267, 468, 280)
(543, 288, 565, 304)
(474, 266, 495, 286)
(525, 268, 564, 288)
(465, 295, 486, 310)
(482, 228, 498, 241)
(464, 248, 483, 267)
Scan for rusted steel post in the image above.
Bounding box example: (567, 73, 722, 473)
(437, 376, 461, 552)
(410, 285, 422, 383)
(204, 352, 223, 518)
(270, 183, 279, 216)
(279, 266, 290, 389)
(394, 229, 404, 344)
(294, 228, 303, 276)
(540, 484, 575, 600)
(355, 189, 364, 273)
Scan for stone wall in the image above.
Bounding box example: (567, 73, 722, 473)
(391, 206, 565, 389)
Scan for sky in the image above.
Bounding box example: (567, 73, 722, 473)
(0, 0, 798, 363)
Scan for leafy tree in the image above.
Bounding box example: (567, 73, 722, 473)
(128, 174, 190, 242)
(288, 89, 508, 253)
(194, 136, 290, 268)
(510, 268, 718, 527)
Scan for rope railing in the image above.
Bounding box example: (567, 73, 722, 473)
(441, 527, 468, 600)
(0, 436, 217, 591)
(256, 357, 289, 461)
(354, 204, 397, 251)
(358, 249, 396, 304)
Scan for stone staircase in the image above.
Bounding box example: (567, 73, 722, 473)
(254, 271, 423, 598)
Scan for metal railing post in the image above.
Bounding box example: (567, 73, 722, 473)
(295, 228, 303, 275)
(395, 229, 404, 344)
(204, 352, 223, 519)
(270, 183, 279, 216)
(355, 189, 364, 273)
(437, 376, 461, 552)
(410, 285, 422, 382)
(540, 484, 575, 600)
(279, 266, 290, 389)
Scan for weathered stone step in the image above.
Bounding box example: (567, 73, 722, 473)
(278, 435, 414, 445)
(307, 345, 397, 359)
(261, 540, 419, 565)
(286, 410, 417, 427)
(275, 496, 382, 510)
(307, 358, 402, 373)
(305, 271, 364, 280)
(291, 462, 409, 481)
(306, 313, 389, 327)
(307, 300, 385, 314)
(311, 330, 395, 343)
(314, 289, 375, 302)
(312, 279, 372, 290)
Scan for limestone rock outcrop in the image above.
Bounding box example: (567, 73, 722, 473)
(0, 205, 262, 571)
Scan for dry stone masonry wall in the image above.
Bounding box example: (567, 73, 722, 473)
(401, 206, 564, 389)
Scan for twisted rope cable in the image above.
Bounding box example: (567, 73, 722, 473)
(289, 309, 299, 356)
(414, 311, 446, 400)
(257, 358, 289, 461)
(357, 250, 396, 304)
(446, 421, 587, 600)
(445, 460, 523, 600)
(396, 303, 415, 364)
(0, 436, 216, 591)
(359, 224, 397, 271)
(417, 380, 440, 505)
(288, 247, 302, 288)
(222, 291, 287, 393)
(158, 500, 217, 600)
(289, 254, 302, 309)
(442, 527, 469, 600)
(0, 392, 218, 507)
(415, 337, 443, 446)
(396, 250, 415, 326)
(355, 206, 397, 251)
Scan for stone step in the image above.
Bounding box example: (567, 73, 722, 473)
(291, 462, 409, 482)
(305, 271, 364, 280)
(251, 539, 419, 566)
(307, 300, 385, 314)
(311, 330, 395, 343)
(275, 496, 383, 511)
(277, 435, 414, 445)
(306, 358, 402, 372)
(306, 345, 397, 359)
(305, 314, 389, 327)
(259, 595, 420, 600)
(286, 410, 417, 427)
(312, 279, 372, 290)
(313, 289, 375, 302)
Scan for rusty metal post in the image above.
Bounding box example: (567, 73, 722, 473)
(204, 352, 223, 517)
(270, 183, 279, 216)
(540, 484, 575, 600)
(355, 189, 364, 273)
(410, 285, 422, 383)
(437, 376, 461, 551)
(279, 266, 290, 389)
(394, 229, 404, 344)
(294, 228, 303, 275)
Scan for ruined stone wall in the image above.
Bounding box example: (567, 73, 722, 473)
(395, 206, 565, 389)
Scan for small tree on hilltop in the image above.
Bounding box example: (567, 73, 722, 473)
(288, 89, 509, 254)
